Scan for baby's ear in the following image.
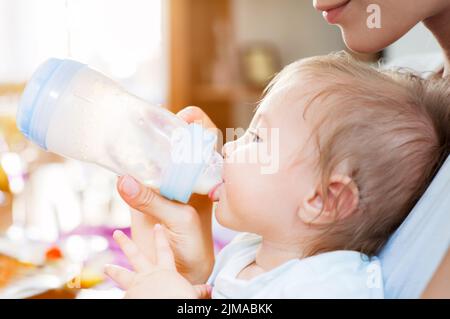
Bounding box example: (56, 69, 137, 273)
(299, 175, 359, 225)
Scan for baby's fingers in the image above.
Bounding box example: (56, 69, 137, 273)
(104, 264, 134, 290)
(113, 230, 153, 272)
(154, 224, 176, 270)
(194, 284, 212, 299)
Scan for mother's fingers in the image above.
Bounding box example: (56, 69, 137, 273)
(177, 106, 217, 130)
(117, 176, 199, 228)
(104, 264, 135, 290)
(113, 230, 152, 272)
(154, 224, 176, 270)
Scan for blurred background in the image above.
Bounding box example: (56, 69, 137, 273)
(0, 0, 440, 298)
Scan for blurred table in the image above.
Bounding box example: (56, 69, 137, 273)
(0, 192, 12, 233)
(29, 287, 124, 299)
(1, 226, 129, 299)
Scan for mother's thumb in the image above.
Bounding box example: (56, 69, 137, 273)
(117, 175, 193, 224)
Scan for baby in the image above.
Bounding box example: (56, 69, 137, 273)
(105, 52, 450, 298)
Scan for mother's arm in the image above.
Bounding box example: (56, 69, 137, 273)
(422, 248, 450, 298)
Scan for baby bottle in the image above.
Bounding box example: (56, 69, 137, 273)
(16, 58, 223, 203)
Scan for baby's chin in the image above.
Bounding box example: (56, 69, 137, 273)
(214, 201, 242, 232)
(213, 201, 229, 226)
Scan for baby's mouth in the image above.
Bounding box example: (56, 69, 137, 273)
(208, 181, 224, 202)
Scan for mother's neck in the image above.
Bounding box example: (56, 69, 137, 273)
(423, 3, 450, 76)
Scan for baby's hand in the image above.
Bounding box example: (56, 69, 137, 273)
(105, 224, 211, 299)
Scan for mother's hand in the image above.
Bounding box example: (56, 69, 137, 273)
(117, 106, 218, 285)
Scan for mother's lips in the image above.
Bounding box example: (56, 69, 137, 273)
(319, 0, 350, 24)
(314, 0, 350, 12)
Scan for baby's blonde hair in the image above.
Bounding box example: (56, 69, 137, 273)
(268, 52, 450, 257)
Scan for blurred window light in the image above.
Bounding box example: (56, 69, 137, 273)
(0, 0, 166, 103)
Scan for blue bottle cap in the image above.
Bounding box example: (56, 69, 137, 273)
(160, 123, 217, 203)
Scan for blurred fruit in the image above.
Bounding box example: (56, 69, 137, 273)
(0, 165, 9, 193)
(79, 268, 104, 288)
(45, 246, 64, 261)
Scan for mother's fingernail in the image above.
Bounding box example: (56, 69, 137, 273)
(120, 175, 140, 198)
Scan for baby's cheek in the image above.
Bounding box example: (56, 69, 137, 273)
(224, 162, 254, 201)
(226, 162, 268, 214)
(222, 160, 249, 194)
(227, 156, 262, 184)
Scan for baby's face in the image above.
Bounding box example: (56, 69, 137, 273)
(214, 75, 321, 239)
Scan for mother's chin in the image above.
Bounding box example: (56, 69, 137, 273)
(313, 0, 426, 54)
(338, 22, 410, 54)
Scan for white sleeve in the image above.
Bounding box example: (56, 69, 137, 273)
(382, 52, 444, 76)
(380, 157, 450, 298)
(378, 52, 449, 299)
(207, 232, 261, 285)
